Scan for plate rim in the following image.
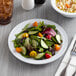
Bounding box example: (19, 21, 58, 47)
(8, 19, 68, 65)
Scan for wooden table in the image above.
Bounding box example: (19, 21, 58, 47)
(0, 0, 76, 76)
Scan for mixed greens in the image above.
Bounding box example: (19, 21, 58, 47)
(13, 21, 62, 60)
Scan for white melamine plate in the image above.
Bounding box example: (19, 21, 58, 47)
(8, 19, 68, 65)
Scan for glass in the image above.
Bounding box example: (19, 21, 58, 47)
(0, 0, 13, 25)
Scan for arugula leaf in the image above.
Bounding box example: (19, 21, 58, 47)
(30, 35, 41, 43)
(22, 23, 30, 31)
(47, 25, 56, 29)
(33, 21, 45, 31)
(13, 38, 23, 48)
(51, 37, 58, 44)
(40, 21, 45, 26)
(27, 26, 41, 31)
(27, 27, 37, 31)
(37, 36, 47, 40)
(15, 32, 23, 38)
(45, 51, 52, 56)
(45, 40, 54, 47)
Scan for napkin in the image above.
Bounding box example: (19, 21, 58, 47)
(55, 34, 76, 76)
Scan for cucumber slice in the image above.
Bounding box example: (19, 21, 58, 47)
(35, 53, 45, 60)
(28, 31, 38, 35)
(56, 34, 61, 44)
(32, 40, 38, 48)
(24, 38, 30, 47)
(41, 40, 48, 49)
(21, 46, 27, 55)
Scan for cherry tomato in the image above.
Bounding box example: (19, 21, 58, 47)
(38, 32, 43, 37)
(54, 44, 61, 51)
(29, 51, 37, 58)
(16, 47, 22, 53)
(45, 53, 51, 59)
(22, 33, 29, 38)
(33, 21, 38, 27)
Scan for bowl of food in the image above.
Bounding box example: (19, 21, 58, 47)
(51, 0, 76, 18)
(8, 19, 68, 65)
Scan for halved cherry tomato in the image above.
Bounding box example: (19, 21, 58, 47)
(33, 21, 38, 27)
(38, 32, 43, 37)
(29, 51, 37, 58)
(16, 47, 22, 53)
(54, 44, 61, 51)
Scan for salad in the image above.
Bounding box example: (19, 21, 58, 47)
(13, 21, 62, 60)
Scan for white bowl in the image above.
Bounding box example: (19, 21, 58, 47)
(8, 19, 68, 65)
(51, 0, 76, 18)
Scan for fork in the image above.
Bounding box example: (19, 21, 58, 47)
(71, 41, 76, 56)
(55, 34, 76, 76)
(65, 41, 76, 76)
